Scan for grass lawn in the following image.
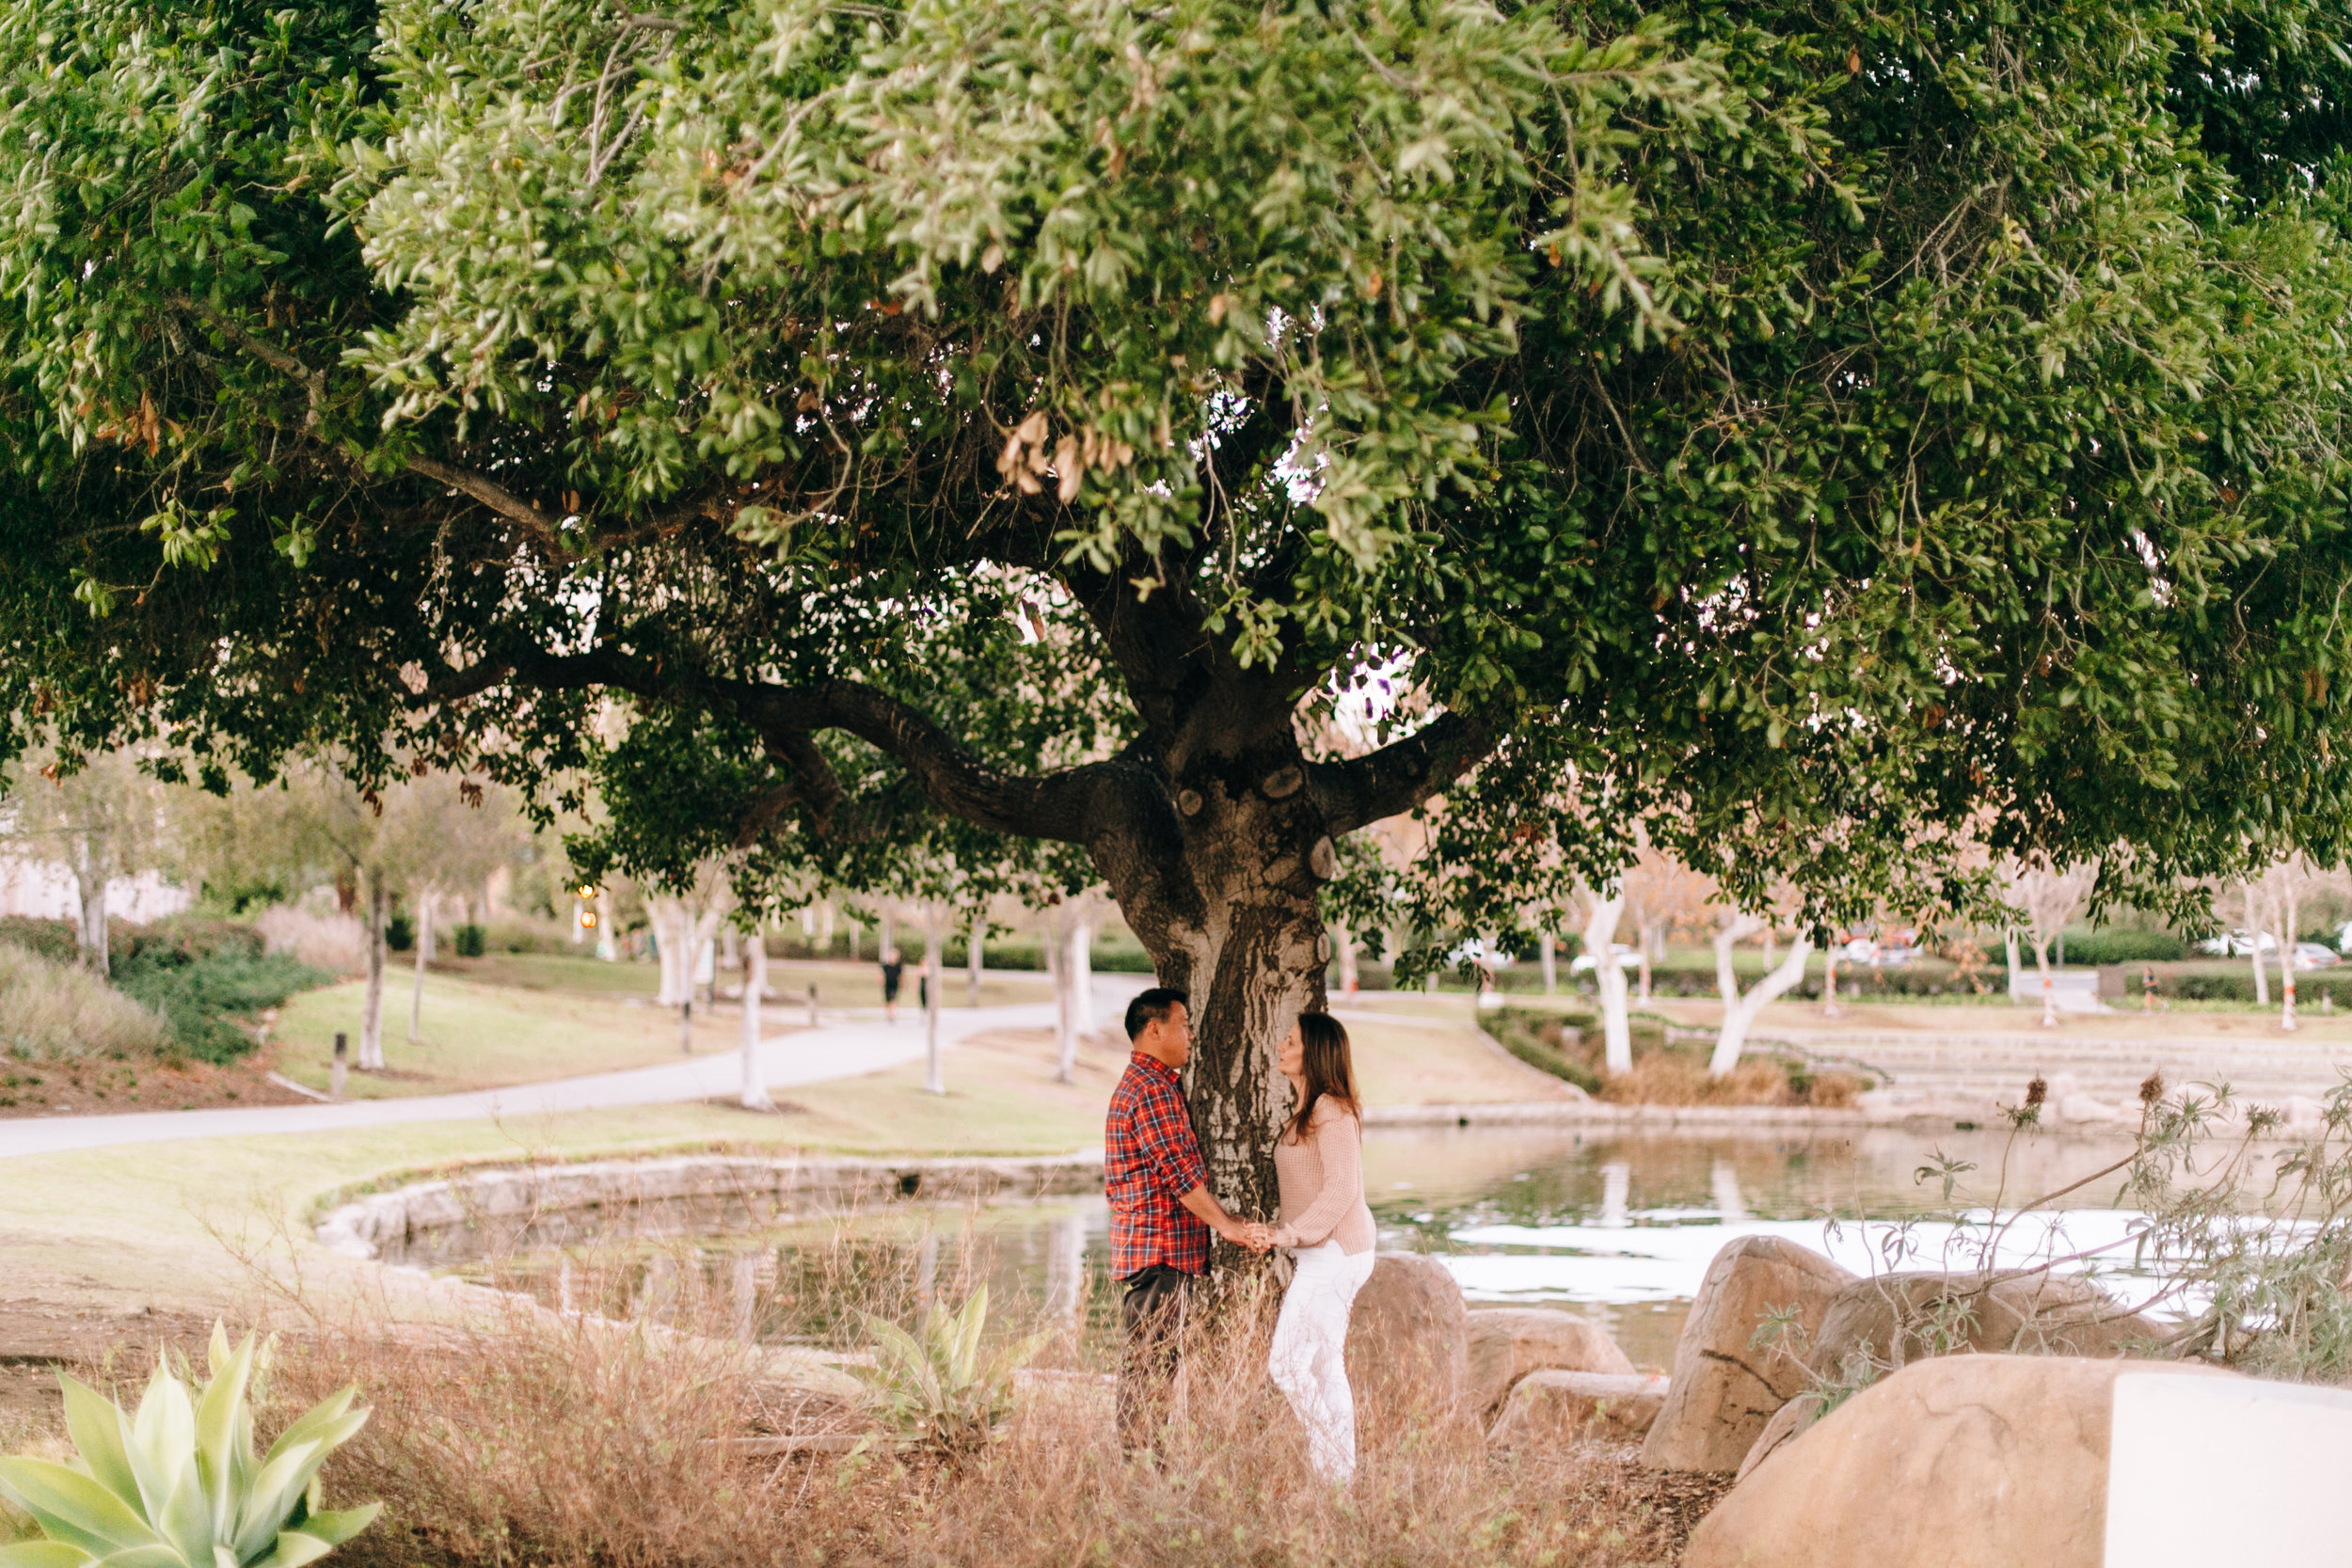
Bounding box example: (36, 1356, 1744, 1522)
(270, 956, 1057, 1099)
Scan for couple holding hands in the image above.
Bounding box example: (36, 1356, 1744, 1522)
(1104, 990, 1375, 1482)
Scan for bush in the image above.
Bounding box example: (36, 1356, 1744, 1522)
(453, 923, 487, 958)
(111, 946, 332, 1063)
(0, 942, 169, 1059)
(385, 914, 415, 953)
(1478, 1008, 1601, 1092)
(2059, 928, 2187, 963)
(256, 906, 368, 974)
(112, 915, 267, 968)
(0, 914, 78, 965)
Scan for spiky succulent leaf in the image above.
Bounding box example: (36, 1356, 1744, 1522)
(55, 1379, 138, 1508)
(0, 1460, 162, 1559)
(0, 1542, 90, 1568)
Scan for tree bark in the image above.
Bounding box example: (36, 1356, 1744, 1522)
(409, 892, 431, 1043)
(1581, 890, 1631, 1075)
(1047, 910, 1078, 1085)
(966, 913, 984, 1006)
(1709, 934, 1812, 1078)
(1539, 931, 1557, 994)
(922, 907, 946, 1095)
(2004, 928, 2021, 1002)
(741, 923, 774, 1109)
(360, 873, 388, 1069)
(71, 833, 112, 975)
(2034, 938, 2058, 1027)
(2280, 884, 2298, 1032)
(1073, 917, 1096, 1035)
(2247, 887, 2270, 1006)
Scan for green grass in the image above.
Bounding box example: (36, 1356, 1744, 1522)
(271, 958, 1058, 1099)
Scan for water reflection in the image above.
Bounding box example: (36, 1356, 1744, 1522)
(451, 1125, 2158, 1375)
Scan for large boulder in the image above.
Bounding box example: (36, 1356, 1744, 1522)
(1486, 1370, 1669, 1447)
(1344, 1251, 1470, 1422)
(1806, 1270, 2158, 1381)
(1641, 1235, 1855, 1472)
(1466, 1307, 1636, 1418)
(1683, 1354, 2233, 1568)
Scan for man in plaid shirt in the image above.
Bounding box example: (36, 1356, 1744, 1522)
(1106, 987, 1260, 1455)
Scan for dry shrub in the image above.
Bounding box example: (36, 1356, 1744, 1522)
(1598, 1053, 1789, 1107)
(0, 942, 169, 1059)
(260, 1274, 1707, 1568)
(256, 905, 367, 975)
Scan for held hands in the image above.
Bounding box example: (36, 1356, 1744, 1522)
(1222, 1218, 1277, 1255)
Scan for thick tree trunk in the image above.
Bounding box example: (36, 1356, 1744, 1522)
(360, 874, 388, 1069)
(741, 924, 773, 1109)
(1095, 774, 1332, 1223)
(1581, 891, 1631, 1075)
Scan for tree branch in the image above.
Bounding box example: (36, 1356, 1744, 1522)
(166, 293, 326, 431)
(429, 648, 1137, 845)
(405, 457, 567, 556)
(1305, 710, 1500, 834)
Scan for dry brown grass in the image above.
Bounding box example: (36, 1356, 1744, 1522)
(238, 1249, 1711, 1568)
(1594, 1054, 1866, 1109)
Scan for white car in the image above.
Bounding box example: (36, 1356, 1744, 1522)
(2294, 942, 2341, 971)
(1568, 944, 1643, 974)
(2197, 930, 2279, 958)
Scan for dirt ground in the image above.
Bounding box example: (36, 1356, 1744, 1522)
(0, 1053, 313, 1117)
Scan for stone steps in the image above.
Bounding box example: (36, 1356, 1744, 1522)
(1752, 1028, 2352, 1102)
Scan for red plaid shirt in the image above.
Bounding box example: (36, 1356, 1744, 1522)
(1104, 1052, 1211, 1278)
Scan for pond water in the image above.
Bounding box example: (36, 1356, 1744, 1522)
(452, 1124, 2161, 1372)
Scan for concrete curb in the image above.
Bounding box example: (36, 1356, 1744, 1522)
(315, 1150, 1106, 1264)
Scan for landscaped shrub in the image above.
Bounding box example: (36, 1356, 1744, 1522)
(0, 914, 77, 965)
(384, 914, 415, 953)
(110, 944, 331, 1063)
(112, 914, 267, 968)
(453, 923, 487, 958)
(1478, 1007, 1602, 1092)
(2059, 928, 2187, 963)
(0, 942, 168, 1059)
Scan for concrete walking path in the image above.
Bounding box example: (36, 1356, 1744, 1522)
(0, 995, 1113, 1161)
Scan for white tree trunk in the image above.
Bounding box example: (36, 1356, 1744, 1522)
(1540, 931, 1557, 993)
(71, 833, 112, 975)
(1073, 918, 1096, 1034)
(1822, 946, 1840, 1017)
(741, 924, 773, 1109)
(1583, 891, 1632, 1075)
(418, 894, 437, 964)
(2247, 887, 2270, 1006)
(1710, 936, 1814, 1077)
(2004, 928, 2021, 1002)
(966, 914, 984, 1006)
(2280, 886, 2299, 1031)
(2035, 939, 2058, 1027)
(1635, 921, 1655, 1002)
(1048, 912, 1077, 1085)
(923, 910, 946, 1095)
(359, 874, 388, 1069)
(650, 900, 688, 1006)
(409, 893, 432, 1043)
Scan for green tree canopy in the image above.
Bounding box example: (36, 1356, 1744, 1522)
(3, 0, 2351, 1201)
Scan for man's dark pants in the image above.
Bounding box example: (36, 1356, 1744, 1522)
(1118, 1263, 1195, 1455)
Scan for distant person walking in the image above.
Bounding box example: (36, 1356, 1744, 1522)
(880, 947, 904, 1022)
(1248, 1011, 1376, 1483)
(1104, 987, 1262, 1456)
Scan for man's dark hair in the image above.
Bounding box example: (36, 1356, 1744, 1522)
(1124, 988, 1189, 1041)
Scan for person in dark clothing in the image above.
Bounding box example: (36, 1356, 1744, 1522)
(880, 947, 904, 1022)
(1104, 987, 1263, 1457)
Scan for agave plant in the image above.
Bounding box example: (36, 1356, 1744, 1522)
(858, 1286, 1052, 1455)
(0, 1325, 379, 1568)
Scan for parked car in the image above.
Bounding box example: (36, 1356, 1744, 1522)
(1568, 944, 1643, 974)
(2197, 930, 2278, 957)
(1448, 938, 1517, 970)
(2294, 942, 2341, 971)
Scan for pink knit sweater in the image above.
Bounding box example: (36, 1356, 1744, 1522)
(1270, 1097, 1375, 1255)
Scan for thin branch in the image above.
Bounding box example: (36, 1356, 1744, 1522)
(166, 293, 326, 431)
(405, 457, 566, 556)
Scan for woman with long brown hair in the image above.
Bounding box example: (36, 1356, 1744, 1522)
(1253, 1010, 1376, 1481)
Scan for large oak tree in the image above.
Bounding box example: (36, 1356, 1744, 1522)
(4, 0, 2352, 1207)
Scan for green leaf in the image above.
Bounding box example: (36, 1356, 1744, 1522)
(0, 1461, 164, 1559)
(0, 1543, 92, 1568)
(56, 1377, 139, 1508)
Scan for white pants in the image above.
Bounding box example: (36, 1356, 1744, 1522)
(1267, 1241, 1377, 1481)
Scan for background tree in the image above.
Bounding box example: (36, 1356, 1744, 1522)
(1, 745, 167, 973)
(8, 0, 2352, 1211)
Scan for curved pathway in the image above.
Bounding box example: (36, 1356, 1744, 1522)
(0, 984, 1147, 1161)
